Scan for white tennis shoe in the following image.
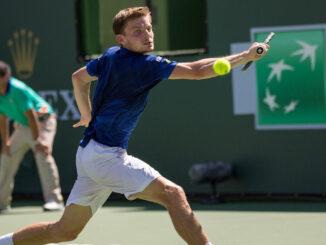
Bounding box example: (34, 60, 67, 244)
(43, 201, 64, 211)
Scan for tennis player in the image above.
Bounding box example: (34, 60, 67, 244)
(0, 6, 269, 245)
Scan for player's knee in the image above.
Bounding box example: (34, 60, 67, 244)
(163, 184, 188, 207)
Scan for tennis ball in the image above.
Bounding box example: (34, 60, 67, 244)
(213, 58, 231, 75)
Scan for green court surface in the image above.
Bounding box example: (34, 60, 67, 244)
(1, 200, 326, 245)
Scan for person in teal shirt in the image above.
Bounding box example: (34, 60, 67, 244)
(0, 61, 63, 212)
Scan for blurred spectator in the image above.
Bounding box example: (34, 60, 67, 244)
(0, 61, 63, 212)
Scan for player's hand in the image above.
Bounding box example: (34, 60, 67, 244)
(248, 42, 270, 61)
(35, 141, 51, 155)
(73, 115, 91, 128)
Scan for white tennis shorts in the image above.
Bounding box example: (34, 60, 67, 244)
(66, 139, 161, 214)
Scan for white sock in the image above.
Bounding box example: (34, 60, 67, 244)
(205, 243, 213, 245)
(0, 233, 13, 245)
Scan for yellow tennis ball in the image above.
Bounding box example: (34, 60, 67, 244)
(213, 58, 231, 75)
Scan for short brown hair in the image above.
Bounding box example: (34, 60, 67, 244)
(0, 61, 11, 77)
(113, 6, 151, 35)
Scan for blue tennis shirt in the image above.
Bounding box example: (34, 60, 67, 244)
(80, 46, 178, 149)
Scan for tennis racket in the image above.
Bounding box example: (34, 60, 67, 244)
(241, 32, 275, 72)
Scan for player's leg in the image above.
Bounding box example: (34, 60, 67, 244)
(0, 124, 29, 210)
(11, 203, 92, 245)
(110, 152, 211, 245)
(32, 115, 63, 209)
(131, 176, 212, 245)
(0, 142, 112, 245)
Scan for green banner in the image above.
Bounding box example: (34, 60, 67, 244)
(254, 26, 326, 129)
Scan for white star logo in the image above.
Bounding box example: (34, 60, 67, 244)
(263, 88, 279, 111)
(284, 100, 299, 114)
(291, 40, 318, 71)
(267, 59, 294, 82)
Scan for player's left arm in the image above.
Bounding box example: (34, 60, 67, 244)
(169, 42, 269, 80)
(72, 66, 98, 128)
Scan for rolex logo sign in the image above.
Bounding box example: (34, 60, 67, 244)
(8, 29, 40, 79)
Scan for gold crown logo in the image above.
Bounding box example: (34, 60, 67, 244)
(8, 29, 40, 79)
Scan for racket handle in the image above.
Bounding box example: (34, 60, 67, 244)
(241, 47, 264, 71)
(242, 61, 253, 71)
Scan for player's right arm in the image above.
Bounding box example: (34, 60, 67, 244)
(72, 66, 98, 128)
(169, 42, 269, 80)
(0, 114, 10, 156)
